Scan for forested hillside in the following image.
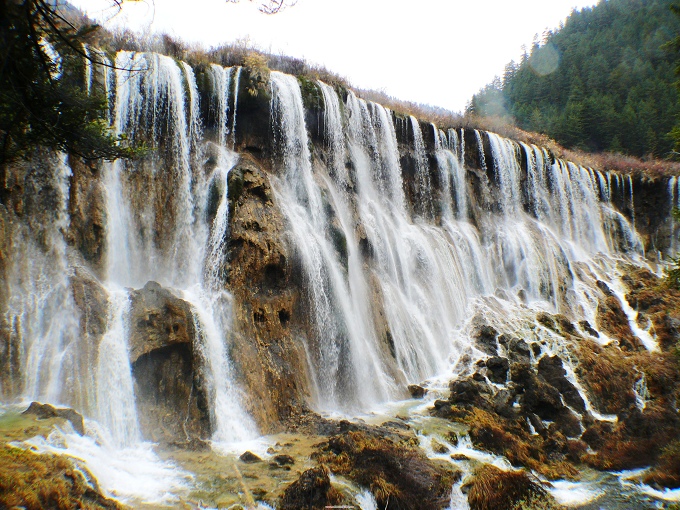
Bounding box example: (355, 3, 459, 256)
(469, 0, 680, 158)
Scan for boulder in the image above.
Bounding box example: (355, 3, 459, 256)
(128, 281, 195, 364)
(408, 384, 427, 398)
(22, 402, 85, 435)
(537, 355, 585, 412)
(486, 356, 509, 384)
(473, 325, 498, 355)
(239, 451, 262, 463)
(313, 427, 459, 510)
(279, 466, 343, 510)
(128, 282, 211, 444)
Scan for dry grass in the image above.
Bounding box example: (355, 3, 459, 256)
(0, 445, 121, 510)
(313, 428, 458, 510)
(465, 408, 579, 481)
(574, 339, 637, 414)
(643, 440, 680, 489)
(467, 464, 559, 510)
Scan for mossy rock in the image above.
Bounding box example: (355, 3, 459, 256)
(297, 75, 323, 111)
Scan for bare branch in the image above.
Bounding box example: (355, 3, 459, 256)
(227, 0, 296, 15)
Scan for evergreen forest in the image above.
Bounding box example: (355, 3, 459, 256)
(468, 0, 680, 159)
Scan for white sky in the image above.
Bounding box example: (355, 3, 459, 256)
(71, 0, 597, 113)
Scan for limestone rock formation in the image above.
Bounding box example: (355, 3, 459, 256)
(226, 156, 312, 432)
(128, 281, 211, 443)
(22, 402, 85, 435)
(279, 465, 344, 510)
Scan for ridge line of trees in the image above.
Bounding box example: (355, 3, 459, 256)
(468, 0, 680, 160)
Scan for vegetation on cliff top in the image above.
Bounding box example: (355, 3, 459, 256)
(0, 0, 140, 167)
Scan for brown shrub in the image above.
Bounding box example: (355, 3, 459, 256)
(0, 445, 121, 510)
(466, 465, 559, 510)
(465, 408, 578, 480)
(279, 465, 344, 510)
(313, 428, 458, 510)
(574, 340, 637, 414)
(643, 440, 680, 489)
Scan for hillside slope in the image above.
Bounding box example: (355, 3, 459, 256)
(469, 0, 680, 159)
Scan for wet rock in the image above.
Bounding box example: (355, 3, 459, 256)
(537, 355, 585, 412)
(128, 281, 211, 444)
(240, 451, 263, 463)
(521, 379, 563, 422)
(408, 384, 427, 398)
(128, 281, 195, 364)
(596, 280, 615, 296)
(511, 361, 581, 437)
(510, 362, 534, 387)
(449, 378, 492, 408)
(507, 338, 531, 362)
(313, 427, 459, 510)
(527, 413, 546, 435)
(472, 371, 486, 382)
(271, 454, 294, 466)
(486, 356, 509, 384)
(579, 320, 599, 338)
(279, 466, 344, 510)
(596, 291, 641, 351)
(473, 324, 499, 355)
(431, 439, 449, 454)
(22, 402, 85, 436)
(168, 438, 210, 451)
(491, 389, 517, 419)
(66, 158, 107, 271)
(536, 312, 558, 332)
(381, 420, 411, 431)
(450, 453, 470, 461)
(227, 158, 310, 432)
(555, 314, 577, 335)
(581, 422, 613, 450)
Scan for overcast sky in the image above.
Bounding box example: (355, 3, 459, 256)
(71, 0, 597, 113)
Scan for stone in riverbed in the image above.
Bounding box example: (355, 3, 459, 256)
(486, 356, 509, 384)
(279, 466, 344, 510)
(240, 451, 262, 463)
(22, 402, 85, 435)
(408, 384, 427, 398)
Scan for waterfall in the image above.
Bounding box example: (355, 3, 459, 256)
(209, 64, 234, 148)
(2, 51, 667, 506)
(270, 72, 393, 411)
(109, 51, 254, 443)
(6, 154, 81, 406)
(2, 50, 255, 453)
(95, 289, 140, 448)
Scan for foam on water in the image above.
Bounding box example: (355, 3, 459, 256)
(20, 421, 190, 505)
(548, 480, 604, 507)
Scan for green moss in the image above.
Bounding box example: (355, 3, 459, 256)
(329, 224, 348, 269)
(228, 166, 245, 208)
(297, 75, 323, 111)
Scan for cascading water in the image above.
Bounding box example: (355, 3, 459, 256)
(2, 49, 675, 507)
(270, 72, 394, 411)
(2, 50, 257, 503)
(269, 75, 648, 422)
(109, 51, 255, 444)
